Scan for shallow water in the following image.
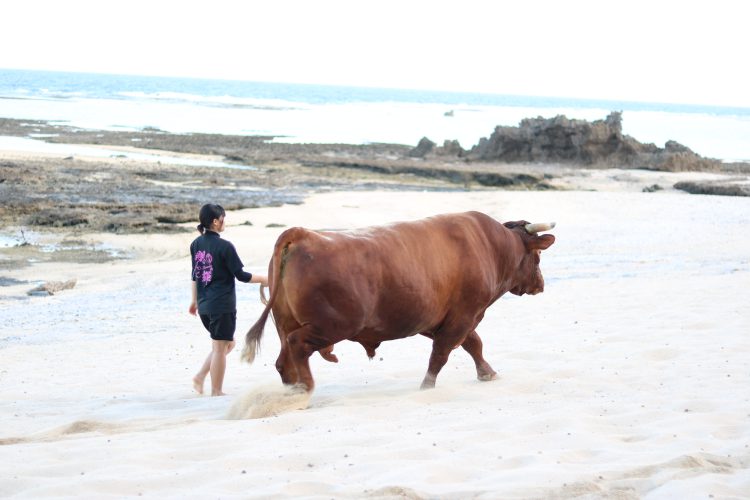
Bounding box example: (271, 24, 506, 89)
(2, 69, 750, 161)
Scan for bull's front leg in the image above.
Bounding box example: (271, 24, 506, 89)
(420, 349, 448, 389)
(461, 330, 497, 382)
(420, 325, 469, 389)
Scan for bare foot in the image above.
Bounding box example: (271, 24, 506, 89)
(211, 391, 227, 397)
(192, 376, 204, 395)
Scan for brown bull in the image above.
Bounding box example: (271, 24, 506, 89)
(242, 211, 555, 392)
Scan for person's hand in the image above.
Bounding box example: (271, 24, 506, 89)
(252, 274, 269, 287)
(188, 302, 198, 316)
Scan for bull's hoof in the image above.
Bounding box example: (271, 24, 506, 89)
(478, 372, 498, 382)
(419, 375, 436, 390)
(290, 383, 312, 393)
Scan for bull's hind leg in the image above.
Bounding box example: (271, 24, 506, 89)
(285, 325, 329, 392)
(461, 330, 497, 382)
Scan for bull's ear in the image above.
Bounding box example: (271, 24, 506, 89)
(528, 234, 555, 250)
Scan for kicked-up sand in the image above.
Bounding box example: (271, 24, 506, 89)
(0, 188, 748, 499)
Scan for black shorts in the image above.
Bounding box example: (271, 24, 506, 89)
(199, 311, 237, 341)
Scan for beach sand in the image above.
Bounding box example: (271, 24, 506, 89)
(1, 189, 749, 499)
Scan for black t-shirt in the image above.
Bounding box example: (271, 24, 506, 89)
(190, 231, 252, 314)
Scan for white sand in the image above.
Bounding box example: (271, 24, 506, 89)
(1, 188, 749, 499)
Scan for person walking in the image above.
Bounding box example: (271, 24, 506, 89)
(188, 203, 268, 396)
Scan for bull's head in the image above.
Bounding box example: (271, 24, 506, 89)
(504, 220, 556, 296)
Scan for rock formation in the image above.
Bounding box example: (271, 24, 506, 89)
(27, 279, 77, 296)
(427, 112, 721, 172)
(409, 137, 436, 157)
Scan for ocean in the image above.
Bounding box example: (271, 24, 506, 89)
(1, 68, 749, 162)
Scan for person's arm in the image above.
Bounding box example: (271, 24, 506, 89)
(249, 274, 268, 286)
(188, 280, 198, 315)
(226, 243, 255, 283)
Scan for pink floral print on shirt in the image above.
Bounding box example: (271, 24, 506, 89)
(193, 250, 214, 285)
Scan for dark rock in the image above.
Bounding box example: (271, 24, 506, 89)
(642, 184, 663, 192)
(664, 141, 692, 153)
(472, 172, 541, 187)
(435, 140, 465, 157)
(27, 279, 77, 296)
(26, 210, 88, 227)
(466, 112, 722, 172)
(155, 214, 194, 224)
(409, 137, 436, 158)
(674, 181, 749, 197)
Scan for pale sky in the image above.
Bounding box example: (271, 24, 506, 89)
(2, 0, 748, 107)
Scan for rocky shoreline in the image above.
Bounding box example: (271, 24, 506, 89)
(1, 114, 748, 236)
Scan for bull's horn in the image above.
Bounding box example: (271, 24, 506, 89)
(525, 222, 556, 233)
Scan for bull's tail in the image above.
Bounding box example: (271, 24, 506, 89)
(241, 230, 297, 364)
